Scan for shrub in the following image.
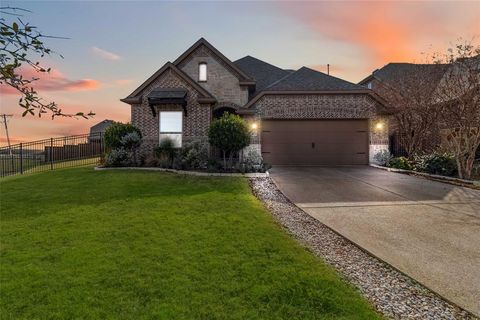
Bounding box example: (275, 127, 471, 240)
(239, 149, 270, 173)
(373, 149, 392, 166)
(105, 148, 129, 167)
(120, 131, 142, 165)
(388, 157, 413, 170)
(104, 122, 142, 150)
(415, 153, 457, 177)
(174, 139, 209, 170)
(154, 137, 177, 168)
(208, 113, 250, 169)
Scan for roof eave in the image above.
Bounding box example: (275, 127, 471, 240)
(120, 97, 142, 104)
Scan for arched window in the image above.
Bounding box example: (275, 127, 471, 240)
(199, 63, 207, 82)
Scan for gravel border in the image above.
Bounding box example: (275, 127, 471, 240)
(94, 166, 269, 177)
(250, 177, 477, 320)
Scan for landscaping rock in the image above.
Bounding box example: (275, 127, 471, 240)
(250, 177, 476, 320)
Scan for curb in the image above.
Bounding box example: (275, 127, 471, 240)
(369, 163, 480, 186)
(94, 166, 269, 178)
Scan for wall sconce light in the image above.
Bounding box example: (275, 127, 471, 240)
(251, 123, 258, 130)
(375, 122, 384, 130)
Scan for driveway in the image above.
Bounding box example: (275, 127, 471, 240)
(270, 166, 480, 316)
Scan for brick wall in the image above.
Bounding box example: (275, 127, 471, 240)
(252, 94, 378, 119)
(177, 44, 249, 107)
(131, 69, 212, 153)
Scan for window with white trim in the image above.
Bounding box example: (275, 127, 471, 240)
(199, 63, 207, 82)
(159, 111, 183, 147)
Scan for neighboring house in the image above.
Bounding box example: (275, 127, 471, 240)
(358, 63, 449, 155)
(90, 119, 115, 135)
(89, 120, 114, 141)
(121, 38, 388, 165)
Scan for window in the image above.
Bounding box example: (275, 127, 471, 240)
(199, 63, 207, 81)
(367, 82, 373, 89)
(159, 111, 183, 147)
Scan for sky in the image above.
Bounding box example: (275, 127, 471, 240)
(0, 0, 479, 145)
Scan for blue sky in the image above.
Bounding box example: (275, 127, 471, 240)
(1, 1, 478, 143)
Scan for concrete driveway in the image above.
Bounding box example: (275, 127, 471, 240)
(270, 166, 480, 316)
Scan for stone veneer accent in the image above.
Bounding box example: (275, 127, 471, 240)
(131, 69, 211, 152)
(177, 44, 249, 107)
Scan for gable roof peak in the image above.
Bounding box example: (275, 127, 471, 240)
(120, 61, 215, 104)
(173, 38, 254, 82)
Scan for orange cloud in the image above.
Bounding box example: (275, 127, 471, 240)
(280, 2, 479, 67)
(0, 68, 101, 94)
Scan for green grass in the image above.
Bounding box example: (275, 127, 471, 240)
(0, 167, 382, 319)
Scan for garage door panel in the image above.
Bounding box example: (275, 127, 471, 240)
(261, 120, 369, 165)
(262, 132, 368, 145)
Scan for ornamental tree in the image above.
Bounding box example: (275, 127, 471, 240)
(208, 113, 250, 170)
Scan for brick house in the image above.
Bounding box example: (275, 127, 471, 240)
(121, 38, 389, 165)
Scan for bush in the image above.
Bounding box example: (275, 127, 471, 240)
(373, 149, 392, 166)
(208, 113, 250, 169)
(120, 131, 142, 165)
(154, 138, 177, 168)
(105, 148, 129, 167)
(104, 122, 142, 150)
(388, 157, 413, 170)
(174, 139, 209, 170)
(415, 153, 457, 177)
(239, 149, 270, 173)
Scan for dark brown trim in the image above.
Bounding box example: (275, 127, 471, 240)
(197, 97, 217, 104)
(239, 80, 256, 86)
(120, 97, 142, 104)
(120, 62, 216, 104)
(173, 38, 255, 82)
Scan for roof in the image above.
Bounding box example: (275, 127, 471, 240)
(147, 88, 187, 99)
(359, 63, 449, 96)
(264, 67, 366, 91)
(173, 38, 254, 84)
(91, 119, 114, 129)
(147, 88, 187, 105)
(233, 56, 292, 94)
(121, 62, 216, 104)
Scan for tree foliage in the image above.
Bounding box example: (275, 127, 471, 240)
(208, 113, 251, 169)
(432, 40, 480, 179)
(104, 122, 142, 150)
(0, 6, 94, 118)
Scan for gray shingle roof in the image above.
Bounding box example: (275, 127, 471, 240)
(370, 63, 449, 96)
(233, 56, 292, 94)
(264, 67, 365, 91)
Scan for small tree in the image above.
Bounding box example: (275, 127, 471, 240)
(374, 65, 445, 157)
(432, 41, 480, 179)
(208, 113, 250, 170)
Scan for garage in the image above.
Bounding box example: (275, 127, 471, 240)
(261, 119, 369, 165)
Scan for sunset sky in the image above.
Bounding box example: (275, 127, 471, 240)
(0, 1, 479, 145)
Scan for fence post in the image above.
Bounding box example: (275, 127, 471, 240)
(20, 143, 23, 174)
(50, 138, 54, 170)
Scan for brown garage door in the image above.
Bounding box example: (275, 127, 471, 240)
(261, 120, 369, 165)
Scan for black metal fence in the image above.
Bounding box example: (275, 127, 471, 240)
(0, 133, 105, 178)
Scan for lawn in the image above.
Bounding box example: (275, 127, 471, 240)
(0, 167, 382, 319)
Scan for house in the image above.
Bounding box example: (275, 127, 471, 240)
(90, 119, 115, 135)
(121, 38, 389, 165)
